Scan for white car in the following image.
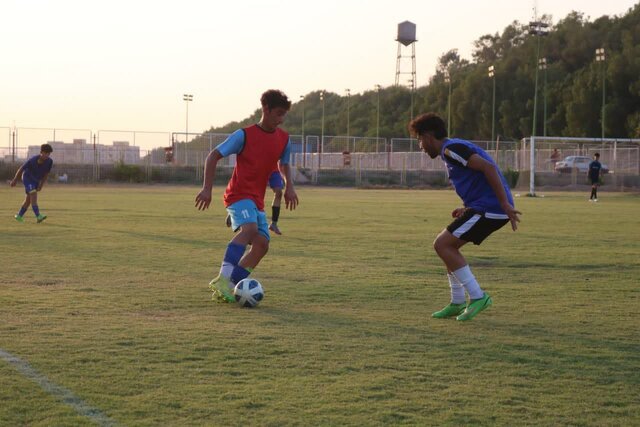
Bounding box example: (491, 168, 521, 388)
(554, 156, 609, 174)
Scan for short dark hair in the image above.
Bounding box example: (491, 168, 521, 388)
(40, 144, 53, 153)
(409, 113, 448, 139)
(594, 152, 600, 158)
(260, 89, 291, 111)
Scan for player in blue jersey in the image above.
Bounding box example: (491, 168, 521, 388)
(409, 113, 521, 321)
(588, 153, 602, 202)
(10, 143, 54, 223)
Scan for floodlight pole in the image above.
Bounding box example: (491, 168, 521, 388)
(539, 57, 548, 137)
(595, 48, 606, 139)
(183, 94, 193, 164)
(445, 72, 452, 137)
(345, 88, 351, 150)
(375, 84, 381, 152)
(300, 95, 306, 168)
(320, 91, 325, 170)
(488, 65, 496, 143)
(408, 78, 415, 124)
(528, 19, 549, 196)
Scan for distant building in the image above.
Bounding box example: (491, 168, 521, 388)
(27, 140, 141, 164)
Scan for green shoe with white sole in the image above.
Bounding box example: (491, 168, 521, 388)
(209, 275, 235, 303)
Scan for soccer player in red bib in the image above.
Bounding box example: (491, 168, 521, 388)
(195, 90, 299, 302)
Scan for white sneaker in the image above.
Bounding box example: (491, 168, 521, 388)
(594, 199, 598, 202)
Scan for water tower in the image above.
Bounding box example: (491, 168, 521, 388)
(395, 21, 417, 90)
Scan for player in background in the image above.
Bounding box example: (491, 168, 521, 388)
(226, 168, 285, 235)
(195, 90, 299, 302)
(409, 113, 521, 321)
(10, 143, 53, 223)
(588, 152, 602, 202)
(267, 169, 284, 235)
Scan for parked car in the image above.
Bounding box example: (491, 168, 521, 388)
(554, 156, 609, 174)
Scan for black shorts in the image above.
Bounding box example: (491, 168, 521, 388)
(590, 177, 599, 185)
(446, 208, 509, 245)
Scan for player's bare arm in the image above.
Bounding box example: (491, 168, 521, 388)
(9, 165, 24, 187)
(279, 163, 299, 210)
(467, 154, 521, 231)
(195, 150, 223, 211)
(38, 173, 49, 191)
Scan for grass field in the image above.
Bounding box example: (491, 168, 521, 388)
(1, 185, 639, 426)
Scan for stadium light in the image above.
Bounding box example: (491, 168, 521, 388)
(345, 88, 351, 145)
(300, 95, 305, 138)
(183, 94, 193, 145)
(488, 65, 496, 142)
(320, 91, 325, 164)
(445, 71, 452, 137)
(408, 78, 415, 123)
(529, 20, 549, 139)
(375, 84, 381, 152)
(528, 18, 549, 197)
(595, 48, 606, 139)
(300, 95, 306, 168)
(538, 58, 548, 137)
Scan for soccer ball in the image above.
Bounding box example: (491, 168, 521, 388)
(233, 278, 265, 308)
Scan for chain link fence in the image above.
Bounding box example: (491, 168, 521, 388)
(1, 128, 638, 189)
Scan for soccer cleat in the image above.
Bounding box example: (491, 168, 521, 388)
(36, 214, 47, 223)
(14, 215, 24, 223)
(456, 293, 492, 321)
(432, 303, 467, 319)
(208, 275, 235, 303)
(269, 222, 282, 235)
(225, 214, 231, 228)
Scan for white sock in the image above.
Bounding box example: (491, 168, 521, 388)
(448, 273, 466, 304)
(219, 262, 234, 279)
(452, 265, 484, 300)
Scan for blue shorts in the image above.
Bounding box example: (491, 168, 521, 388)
(269, 171, 284, 189)
(23, 176, 39, 194)
(226, 199, 270, 241)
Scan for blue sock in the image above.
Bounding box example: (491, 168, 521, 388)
(18, 207, 27, 217)
(220, 243, 246, 278)
(230, 265, 251, 285)
(32, 205, 40, 216)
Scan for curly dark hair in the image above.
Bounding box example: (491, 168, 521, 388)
(408, 113, 448, 139)
(260, 89, 292, 111)
(40, 143, 53, 153)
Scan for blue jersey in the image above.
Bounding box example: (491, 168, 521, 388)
(588, 160, 602, 181)
(22, 155, 53, 181)
(441, 138, 514, 215)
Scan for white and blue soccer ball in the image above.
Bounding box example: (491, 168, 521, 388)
(233, 278, 265, 308)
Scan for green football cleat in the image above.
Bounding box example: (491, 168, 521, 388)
(36, 214, 47, 223)
(208, 275, 235, 303)
(432, 302, 467, 319)
(456, 293, 492, 321)
(14, 215, 25, 223)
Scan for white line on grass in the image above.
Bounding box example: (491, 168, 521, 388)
(0, 348, 117, 426)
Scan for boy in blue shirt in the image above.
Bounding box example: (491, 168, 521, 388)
(10, 143, 53, 223)
(588, 153, 602, 202)
(409, 113, 521, 321)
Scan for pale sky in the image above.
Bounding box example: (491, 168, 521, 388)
(1, 0, 637, 149)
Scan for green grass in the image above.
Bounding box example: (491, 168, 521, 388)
(1, 185, 639, 426)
